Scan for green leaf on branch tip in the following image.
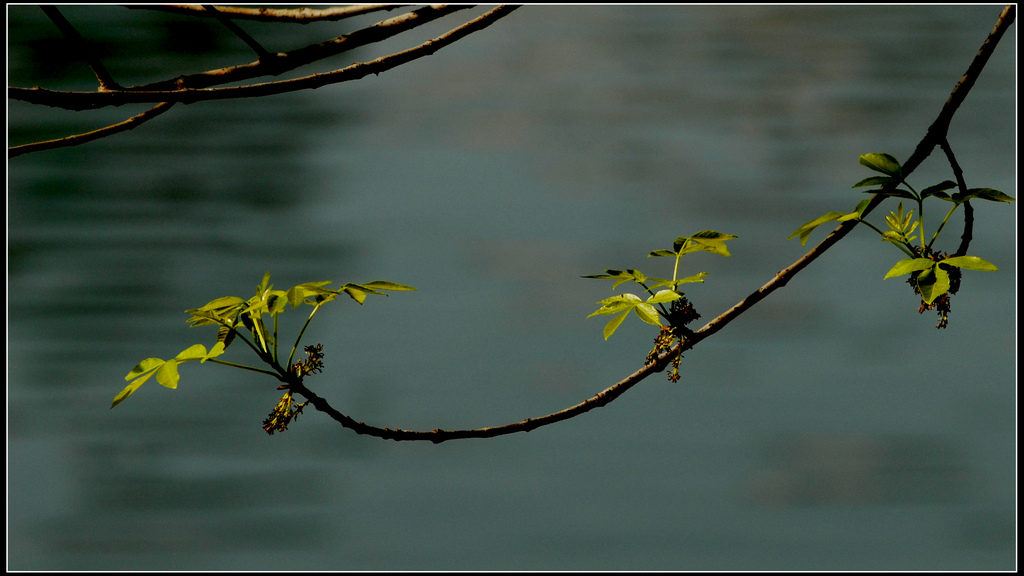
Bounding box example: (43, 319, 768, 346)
(649, 272, 708, 290)
(112, 349, 193, 409)
(155, 359, 180, 389)
(359, 280, 417, 291)
(588, 293, 643, 316)
(921, 180, 957, 200)
(266, 290, 289, 315)
(581, 269, 646, 289)
(601, 311, 630, 340)
(884, 258, 936, 279)
(953, 188, 1016, 204)
(113, 359, 163, 409)
(174, 344, 209, 362)
(674, 230, 738, 257)
(202, 341, 226, 362)
(852, 175, 897, 189)
(285, 281, 335, 308)
(186, 296, 246, 327)
(646, 289, 683, 305)
(788, 212, 842, 246)
(342, 286, 367, 304)
(859, 153, 902, 178)
(940, 255, 998, 271)
(342, 281, 417, 304)
(916, 266, 950, 305)
(861, 188, 917, 201)
(588, 291, 674, 339)
(125, 357, 164, 382)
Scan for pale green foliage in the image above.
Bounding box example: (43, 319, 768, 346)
(584, 231, 736, 340)
(113, 273, 414, 408)
(788, 152, 1012, 314)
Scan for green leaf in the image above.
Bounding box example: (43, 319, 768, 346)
(649, 272, 707, 290)
(186, 295, 246, 327)
(125, 357, 165, 382)
(582, 269, 647, 289)
(676, 230, 738, 257)
(359, 280, 417, 291)
(859, 153, 902, 177)
(111, 378, 150, 409)
(202, 341, 226, 363)
(285, 282, 335, 308)
(921, 180, 957, 199)
(602, 311, 630, 340)
(216, 324, 236, 351)
(174, 344, 208, 362)
(675, 272, 709, 285)
(940, 255, 998, 272)
(581, 269, 626, 279)
(964, 188, 1015, 203)
(257, 271, 271, 295)
(646, 289, 683, 305)
(865, 188, 918, 201)
(342, 286, 367, 304)
(916, 266, 950, 305)
(588, 293, 643, 317)
(633, 303, 662, 326)
(884, 258, 936, 279)
(195, 295, 246, 312)
(787, 211, 842, 246)
(851, 175, 896, 188)
(155, 359, 180, 389)
(266, 290, 289, 315)
(648, 249, 677, 257)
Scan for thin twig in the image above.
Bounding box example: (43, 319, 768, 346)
(202, 4, 273, 60)
(8, 102, 174, 159)
(128, 4, 408, 24)
(938, 139, 974, 256)
(39, 5, 122, 91)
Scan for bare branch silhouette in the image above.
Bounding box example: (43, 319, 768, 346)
(8, 102, 175, 159)
(127, 4, 408, 24)
(9, 4, 520, 155)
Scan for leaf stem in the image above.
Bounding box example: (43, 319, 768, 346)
(205, 358, 282, 378)
(288, 302, 324, 368)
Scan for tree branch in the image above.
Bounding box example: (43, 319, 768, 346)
(938, 138, 974, 257)
(39, 5, 122, 91)
(202, 4, 273, 61)
(8, 5, 519, 110)
(287, 4, 1015, 443)
(8, 102, 175, 159)
(129, 4, 476, 92)
(127, 4, 408, 24)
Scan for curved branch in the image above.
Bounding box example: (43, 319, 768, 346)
(938, 139, 974, 257)
(129, 4, 476, 92)
(8, 102, 174, 159)
(289, 4, 1015, 443)
(127, 4, 409, 24)
(9, 5, 520, 110)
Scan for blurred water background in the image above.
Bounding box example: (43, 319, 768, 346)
(7, 5, 1016, 570)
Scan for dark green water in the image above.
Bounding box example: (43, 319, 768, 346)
(7, 5, 1016, 570)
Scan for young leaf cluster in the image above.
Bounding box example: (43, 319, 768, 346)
(788, 152, 1013, 325)
(583, 231, 736, 340)
(113, 272, 415, 411)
